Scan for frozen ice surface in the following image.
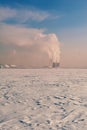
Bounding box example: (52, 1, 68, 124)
(0, 69, 87, 130)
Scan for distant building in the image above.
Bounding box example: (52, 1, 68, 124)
(0, 64, 17, 69)
(0, 64, 4, 69)
(52, 62, 60, 68)
(10, 65, 16, 68)
(4, 64, 10, 68)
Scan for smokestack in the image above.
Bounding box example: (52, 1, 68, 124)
(52, 62, 60, 68)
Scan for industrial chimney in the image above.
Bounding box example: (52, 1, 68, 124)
(52, 62, 60, 68)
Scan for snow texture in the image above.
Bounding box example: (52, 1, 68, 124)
(0, 69, 87, 130)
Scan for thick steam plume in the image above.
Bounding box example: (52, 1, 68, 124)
(0, 24, 61, 68)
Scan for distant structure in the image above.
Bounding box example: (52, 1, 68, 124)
(10, 65, 17, 68)
(0, 64, 4, 69)
(52, 62, 60, 68)
(4, 64, 10, 68)
(48, 59, 60, 68)
(0, 64, 17, 69)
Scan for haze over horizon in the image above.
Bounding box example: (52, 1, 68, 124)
(0, 0, 87, 68)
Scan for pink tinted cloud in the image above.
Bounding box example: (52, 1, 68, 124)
(0, 24, 61, 63)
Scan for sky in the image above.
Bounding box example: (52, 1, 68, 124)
(0, 0, 87, 68)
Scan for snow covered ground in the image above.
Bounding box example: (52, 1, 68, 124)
(0, 69, 87, 130)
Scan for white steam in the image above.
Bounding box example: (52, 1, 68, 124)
(35, 33, 60, 63)
(0, 24, 60, 67)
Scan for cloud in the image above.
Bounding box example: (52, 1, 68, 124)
(0, 24, 60, 67)
(0, 23, 44, 46)
(0, 7, 16, 21)
(0, 7, 50, 23)
(0, 6, 62, 68)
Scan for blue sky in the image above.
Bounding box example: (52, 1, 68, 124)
(0, 0, 87, 68)
(0, 0, 87, 29)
